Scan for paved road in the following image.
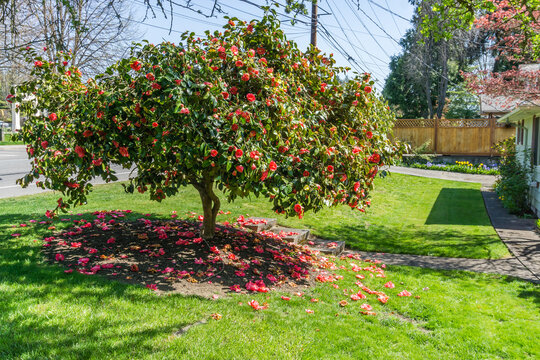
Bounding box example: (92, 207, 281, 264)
(0, 145, 132, 199)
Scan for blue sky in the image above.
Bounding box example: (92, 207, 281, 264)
(131, 0, 415, 89)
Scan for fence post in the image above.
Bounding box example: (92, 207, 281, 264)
(433, 118, 438, 154)
(489, 117, 495, 156)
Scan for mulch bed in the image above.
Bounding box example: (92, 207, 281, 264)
(42, 210, 320, 298)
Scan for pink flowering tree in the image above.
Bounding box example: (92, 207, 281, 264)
(12, 13, 404, 239)
(463, 0, 540, 103)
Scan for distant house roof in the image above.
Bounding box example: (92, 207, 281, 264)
(519, 63, 540, 72)
(479, 63, 540, 116)
(480, 95, 521, 115)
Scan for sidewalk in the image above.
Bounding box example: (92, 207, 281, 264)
(362, 166, 540, 283)
(388, 166, 497, 189)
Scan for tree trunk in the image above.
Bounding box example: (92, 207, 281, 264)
(436, 40, 449, 119)
(423, 38, 435, 119)
(194, 179, 220, 240)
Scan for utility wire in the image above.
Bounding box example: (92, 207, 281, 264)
(347, 0, 462, 88)
(326, 0, 388, 81)
(367, 0, 411, 22)
(318, 23, 385, 83)
(325, 0, 373, 75)
(383, 0, 404, 34)
(342, 0, 392, 59)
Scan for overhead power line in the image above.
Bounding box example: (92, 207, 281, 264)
(367, 0, 411, 22)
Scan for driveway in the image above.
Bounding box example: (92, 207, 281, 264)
(0, 145, 132, 199)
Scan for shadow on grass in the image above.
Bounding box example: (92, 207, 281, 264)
(316, 223, 504, 259)
(425, 188, 493, 226)
(0, 212, 214, 359)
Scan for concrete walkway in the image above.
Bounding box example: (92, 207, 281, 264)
(388, 166, 497, 189)
(355, 166, 540, 284)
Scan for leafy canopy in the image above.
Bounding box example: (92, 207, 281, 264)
(12, 12, 403, 227)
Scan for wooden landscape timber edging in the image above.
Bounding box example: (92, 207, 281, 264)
(393, 118, 515, 156)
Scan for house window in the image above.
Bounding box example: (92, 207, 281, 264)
(521, 119, 525, 145)
(533, 116, 539, 165)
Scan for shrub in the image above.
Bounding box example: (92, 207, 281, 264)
(494, 136, 532, 215)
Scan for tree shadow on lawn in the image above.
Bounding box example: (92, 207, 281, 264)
(0, 250, 201, 359)
(0, 211, 316, 358)
(319, 224, 505, 259)
(425, 188, 492, 226)
(0, 211, 315, 297)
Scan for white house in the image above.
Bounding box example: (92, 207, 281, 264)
(498, 102, 540, 215)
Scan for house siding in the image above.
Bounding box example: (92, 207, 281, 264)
(516, 115, 540, 216)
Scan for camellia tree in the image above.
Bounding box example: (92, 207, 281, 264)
(11, 12, 404, 239)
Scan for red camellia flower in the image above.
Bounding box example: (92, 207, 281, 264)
(257, 47, 266, 55)
(235, 60, 244, 67)
(303, 171, 310, 177)
(210, 149, 218, 157)
(246, 93, 255, 102)
(235, 149, 243, 158)
(151, 83, 161, 90)
(221, 92, 229, 99)
(41, 141, 48, 149)
(327, 165, 334, 172)
(34, 61, 43, 67)
(231, 45, 238, 55)
(83, 130, 93, 137)
(366, 131, 373, 139)
(369, 153, 381, 163)
(260, 171, 268, 181)
(241, 73, 250, 81)
(74, 146, 85, 158)
(235, 165, 244, 173)
(146, 73, 155, 81)
(249, 151, 260, 160)
(48, 113, 57, 121)
(364, 86, 372, 93)
(231, 123, 239, 131)
(230, 86, 238, 95)
(131, 61, 142, 71)
(294, 204, 303, 214)
(152, 122, 158, 128)
(269, 161, 277, 171)
(119, 147, 129, 157)
(180, 107, 190, 114)
(354, 181, 361, 192)
(92, 158, 103, 166)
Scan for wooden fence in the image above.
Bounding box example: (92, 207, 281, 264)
(393, 118, 515, 156)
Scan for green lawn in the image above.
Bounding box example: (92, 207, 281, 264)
(0, 173, 509, 259)
(0, 133, 22, 145)
(0, 212, 538, 359)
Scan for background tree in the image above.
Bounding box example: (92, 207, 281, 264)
(417, 0, 540, 60)
(383, 0, 486, 119)
(0, 0, 138, 109)
(12, 13, 404, 239)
